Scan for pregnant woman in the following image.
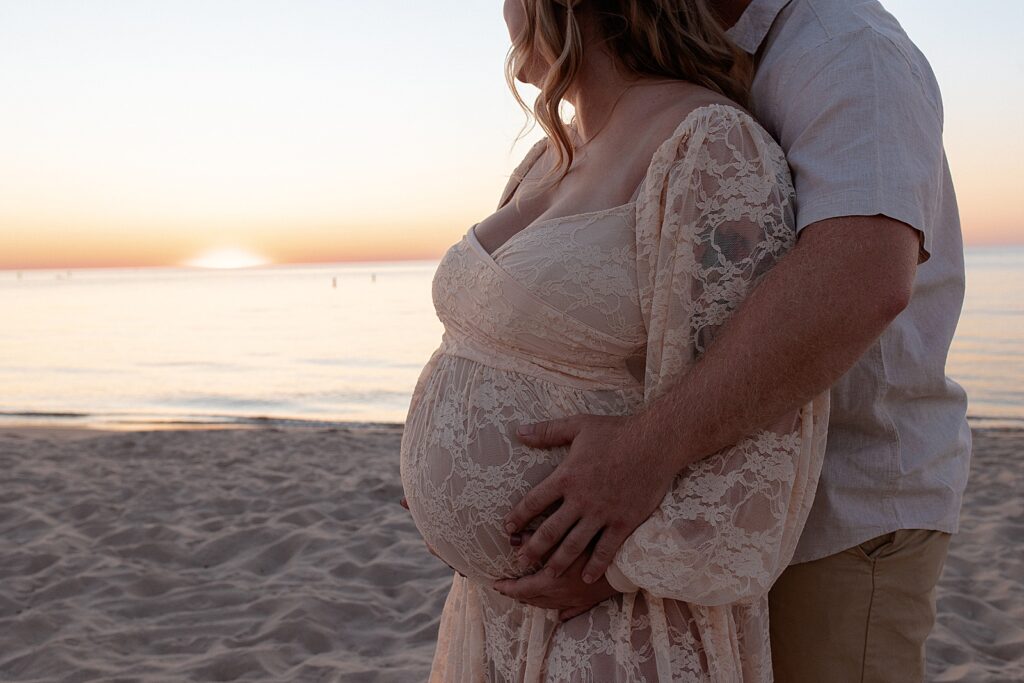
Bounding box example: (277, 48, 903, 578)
(400, 0, 829, 680)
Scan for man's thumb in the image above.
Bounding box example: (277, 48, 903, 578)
(515, 417, 578, 447)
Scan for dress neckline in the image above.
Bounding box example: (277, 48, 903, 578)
(472, 102, 749, 260)
(469, 200, 636, 260)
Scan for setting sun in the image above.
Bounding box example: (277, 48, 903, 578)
(183, 246, 270, 269)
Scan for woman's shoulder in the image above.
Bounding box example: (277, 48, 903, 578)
(629, 86, 792, 205)
(637, 86, 786, 177)
(651, 91, 772, 147)
(617, 84, 773, 175)
(513, 85, 760, 169)
(640, 83, 742, 131)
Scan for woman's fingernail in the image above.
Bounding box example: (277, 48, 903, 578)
(582, 573, 594, 584)
(510, 533, 522, 547)
(517, 424, 534, 436)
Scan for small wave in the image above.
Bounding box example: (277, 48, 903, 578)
(0, 410, 91, 418)
(967, 414, 1024, 429)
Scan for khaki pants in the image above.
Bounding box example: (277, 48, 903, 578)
(768, 529, 951, 682)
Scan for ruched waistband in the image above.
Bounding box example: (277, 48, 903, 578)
(439, 334, 644, 393)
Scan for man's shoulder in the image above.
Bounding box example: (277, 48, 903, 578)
(778, 0, 911, 42)
(767, 0, 941, 106)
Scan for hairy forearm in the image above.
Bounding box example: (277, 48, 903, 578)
(634, 216, 920, 471)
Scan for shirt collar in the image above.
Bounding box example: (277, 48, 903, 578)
(725, 0, 793, 54)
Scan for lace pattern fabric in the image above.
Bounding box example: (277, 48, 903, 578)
(399, 104, 829, 681)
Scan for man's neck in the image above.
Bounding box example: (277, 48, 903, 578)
(711, 0, 754, 30)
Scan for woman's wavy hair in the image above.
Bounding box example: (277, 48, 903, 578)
(504, 0, 751, 187)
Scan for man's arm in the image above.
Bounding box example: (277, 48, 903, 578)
(505, 214, 921, 584)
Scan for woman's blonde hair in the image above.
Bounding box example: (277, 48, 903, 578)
(504, 0, 751, 187)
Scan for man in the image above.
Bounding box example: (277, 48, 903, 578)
(493, 0, 971, 679)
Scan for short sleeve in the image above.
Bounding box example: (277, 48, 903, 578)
(775, 27, 946, 262)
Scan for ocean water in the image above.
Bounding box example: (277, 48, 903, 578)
(0, 261, 442, 428)
(946, 247, 1024, 426)
(1, 247, 1021, 429)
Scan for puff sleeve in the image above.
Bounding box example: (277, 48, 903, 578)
(604, 105, 830, 605)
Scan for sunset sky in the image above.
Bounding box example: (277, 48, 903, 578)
(1, 0, 1021, 270)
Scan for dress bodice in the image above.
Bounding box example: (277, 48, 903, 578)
(431, 204, 647, 390)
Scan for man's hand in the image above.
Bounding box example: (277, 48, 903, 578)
(494, 531, 621, 621)
(503, 413, 681, 585)
(506, 215, 920, 591)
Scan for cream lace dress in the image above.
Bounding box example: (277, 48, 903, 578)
(399, 104, 830, 682)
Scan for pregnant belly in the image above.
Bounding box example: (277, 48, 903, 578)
(397, 368, 561, 581)
(399, 353, 640, 583)
(401, 435, 561, 583)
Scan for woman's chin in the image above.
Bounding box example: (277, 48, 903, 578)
(514, 65, 539, 88)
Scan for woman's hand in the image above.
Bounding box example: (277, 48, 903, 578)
(503, 412, 682, 585)
(493, 531, 620, 621)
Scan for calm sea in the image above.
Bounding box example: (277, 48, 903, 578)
(1, 247, 1021, 430)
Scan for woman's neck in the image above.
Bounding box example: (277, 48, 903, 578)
(560, 11, 651, 144)
(564, 61, 637, 143)
(561, 11, 696, 145)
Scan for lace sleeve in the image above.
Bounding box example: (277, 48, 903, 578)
(606, 106, 830, 605)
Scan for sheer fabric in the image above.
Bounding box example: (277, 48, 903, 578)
(399, 104, 829, 682)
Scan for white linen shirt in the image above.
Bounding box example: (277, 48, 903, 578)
(727, 0, 972, 563)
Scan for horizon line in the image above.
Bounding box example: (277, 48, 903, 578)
(0, 255, 446, 273)
(3, 239, 1022, 273)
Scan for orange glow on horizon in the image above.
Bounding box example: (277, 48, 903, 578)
(184, 246, 270, 269)
(0, 217, 1018, 272)
(0, 146, 1017, 272)
(0, 220, 463, 271)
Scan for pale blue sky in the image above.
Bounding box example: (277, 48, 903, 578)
(0, 1, 1020, 268)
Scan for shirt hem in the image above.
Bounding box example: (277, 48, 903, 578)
(794, 194, 933, 263)
(789, 518, 960, 565)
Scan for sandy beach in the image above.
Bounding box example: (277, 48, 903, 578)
(1, 423, 1020, 682)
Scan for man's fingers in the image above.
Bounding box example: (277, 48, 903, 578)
(493, 571, 549, 600)
(504, 475, 564, 534)
(542, 518, 603, 578)
(515, 416, 580, 448)
(580, 527, 627, 584)
(516, 504, 578, 569)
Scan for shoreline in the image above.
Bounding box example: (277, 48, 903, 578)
(2, 416, 1021, 438)
(0, 420, 406, 441)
